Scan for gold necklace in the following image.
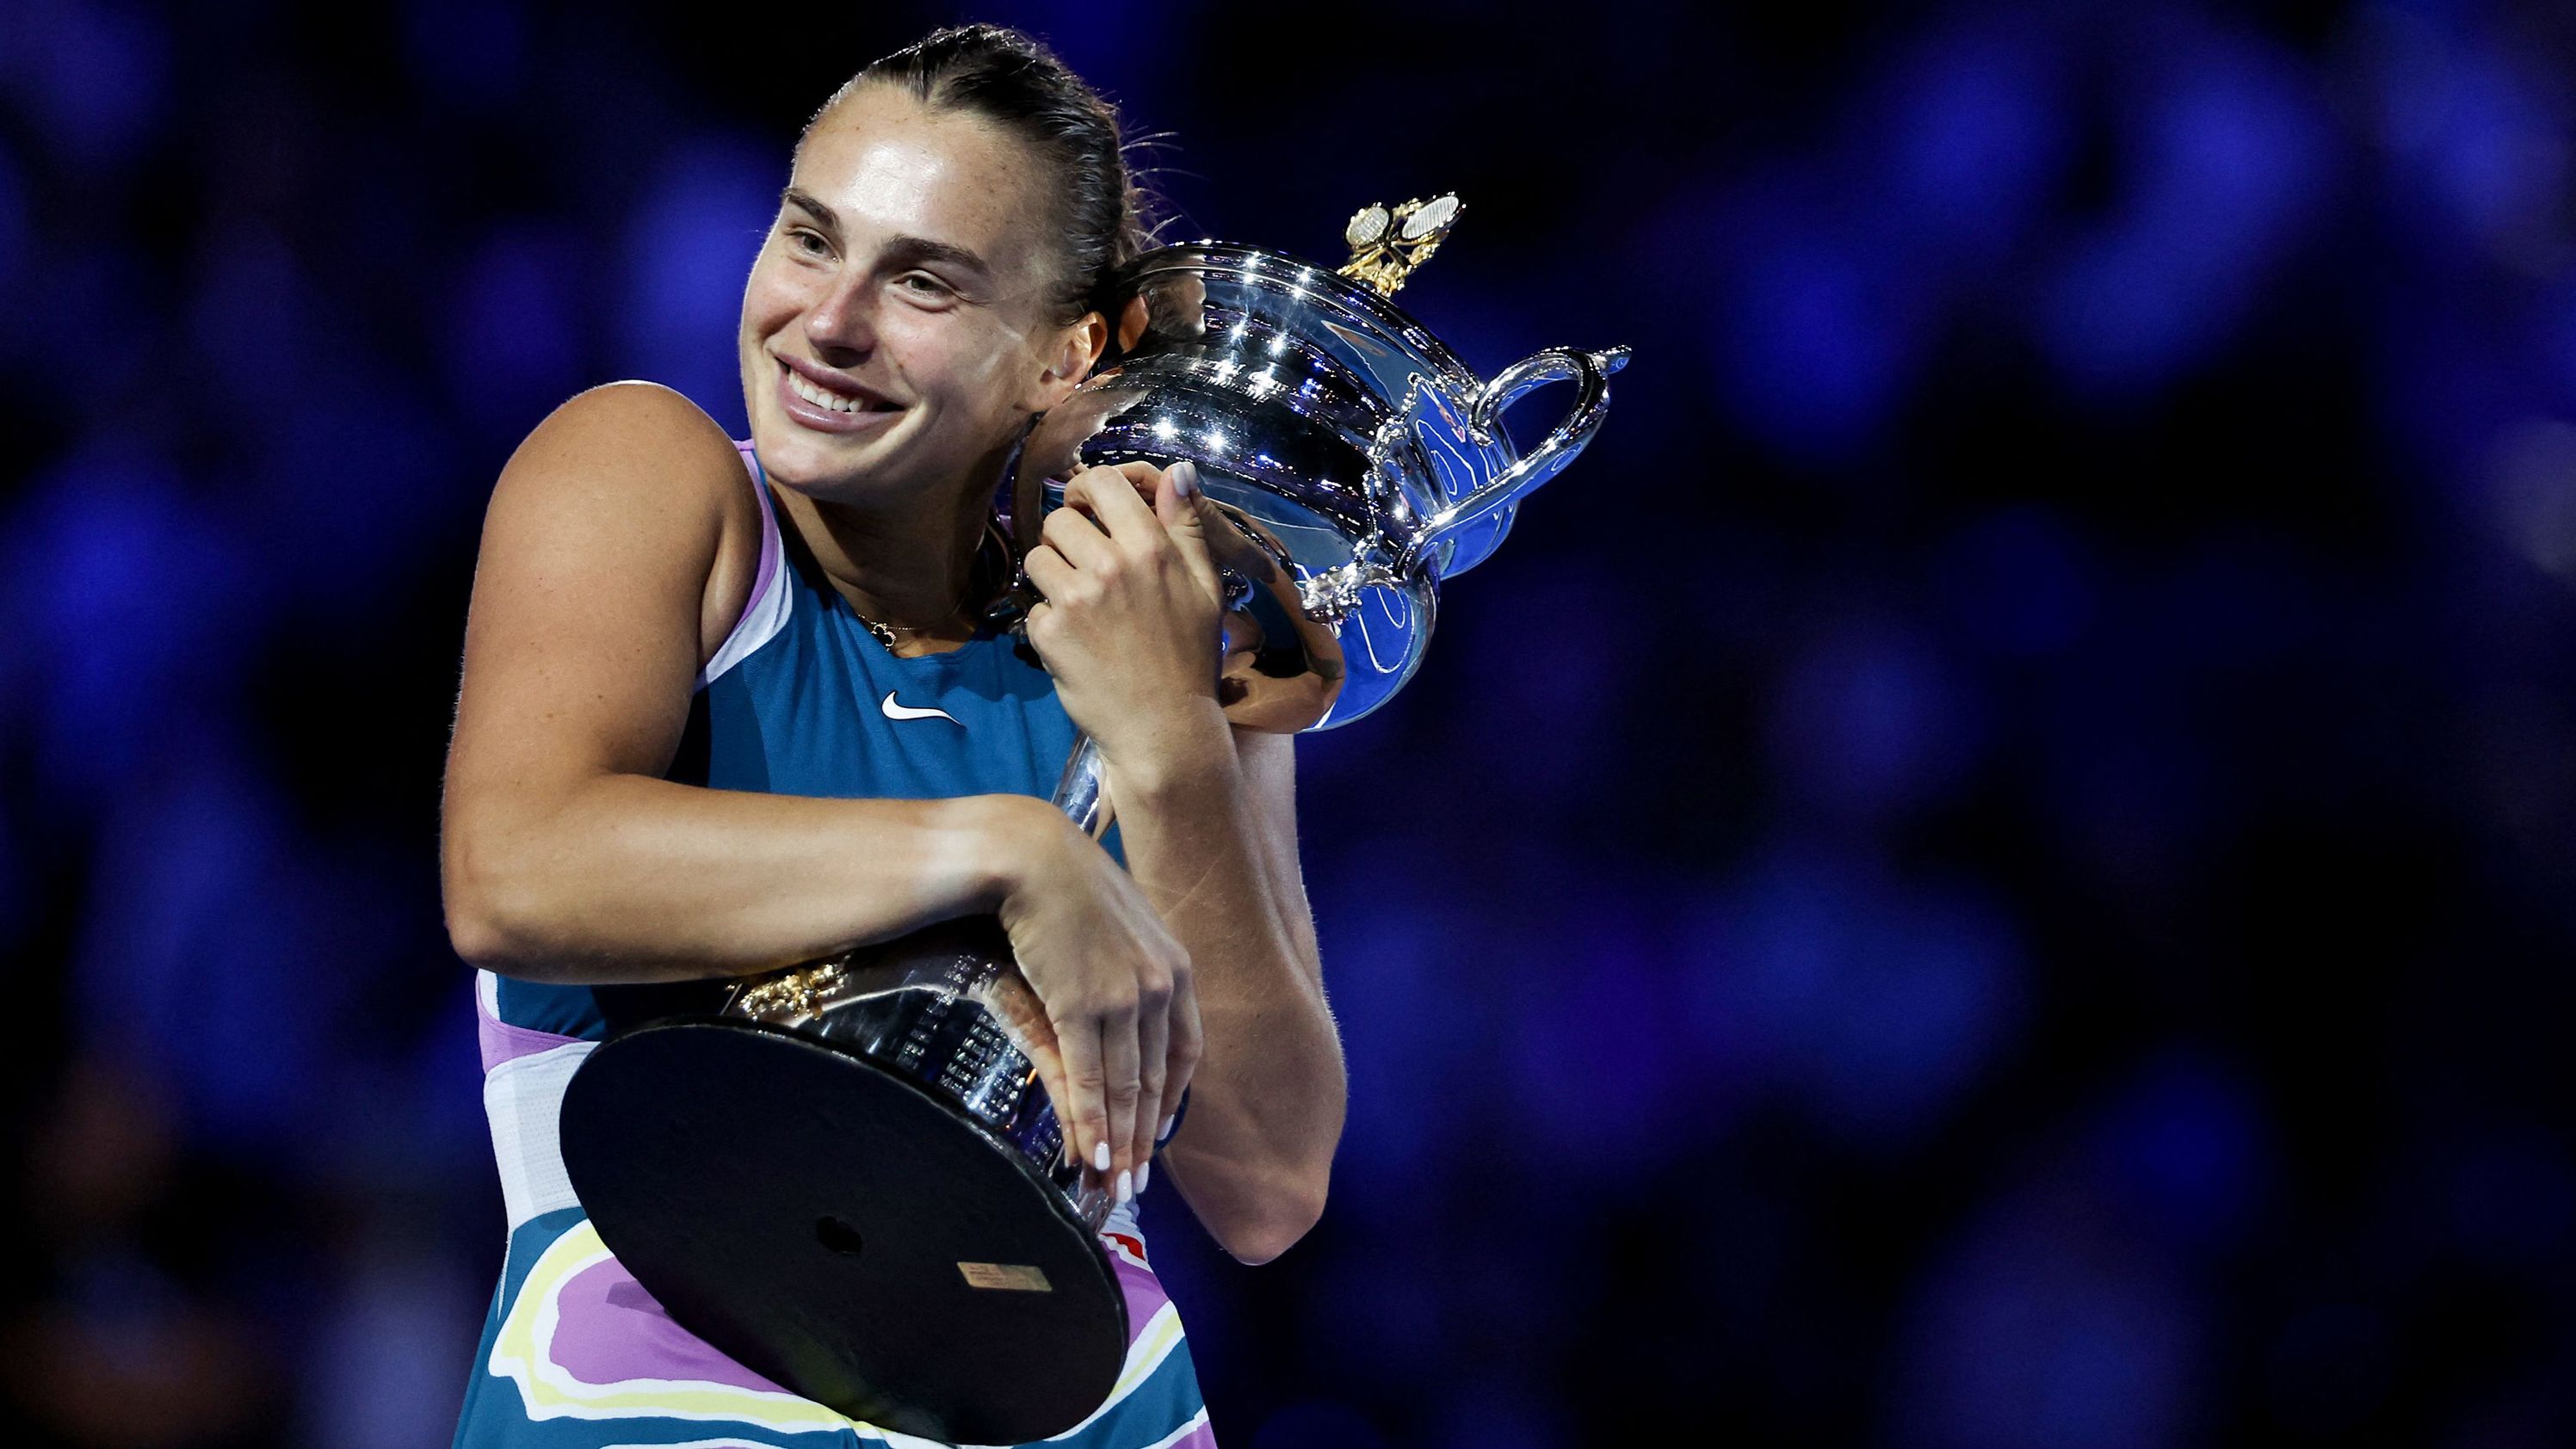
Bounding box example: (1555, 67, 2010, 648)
(846, 515, 1013, 651)
(849, 605, 963, 651)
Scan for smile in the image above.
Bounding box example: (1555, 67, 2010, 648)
(775, 357, 903, 433)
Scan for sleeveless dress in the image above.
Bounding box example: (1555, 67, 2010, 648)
(451, 440, 1214, 1449)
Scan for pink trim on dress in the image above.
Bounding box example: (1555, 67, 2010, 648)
(476, 1014, 584, 1073)
(476, 983, 587, 1073)
(732, 439, 781, 640)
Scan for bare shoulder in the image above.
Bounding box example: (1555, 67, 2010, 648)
(494, 380, 748, 521)
(450, 382, 760, 797)
(485, 381, 762, 667)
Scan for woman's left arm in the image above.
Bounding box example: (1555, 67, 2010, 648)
(1106, 719, 1341, 1264)
(1019, 459, 1344, 1264)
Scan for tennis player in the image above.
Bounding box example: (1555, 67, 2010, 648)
(440, 23, 1343, 1446)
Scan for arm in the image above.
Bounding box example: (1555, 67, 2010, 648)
(1110, 722, 1341, 1266)
(442, 382, 1057, 982)
(1020, 464, 1344, 1263)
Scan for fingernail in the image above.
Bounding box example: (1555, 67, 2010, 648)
(1158, 1114, 1177, 1143)
(1135, 1161, 1150, 1194)
(1115, 1169, 1134, 1204)
(1093, 1140, 1112, 1173)
(1170, 460, 1198, 498)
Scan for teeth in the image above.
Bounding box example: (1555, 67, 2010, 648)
(787, 366, 874, 415)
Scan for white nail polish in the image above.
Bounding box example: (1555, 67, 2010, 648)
(1135, 1161, 1150, 1194)
(1093, 1140, 1112, 1173)
(1171, 460, 1198, 497)
(1158, 1114, 1177, 1143)
(1115, 1169, 1134, 1204)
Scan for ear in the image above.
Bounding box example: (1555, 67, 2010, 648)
(1019, 310, 1109, 413)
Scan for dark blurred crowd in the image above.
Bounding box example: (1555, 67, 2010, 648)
(3, 1, 2573, 1446)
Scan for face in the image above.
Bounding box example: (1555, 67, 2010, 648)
(739, 85, 1103, 507)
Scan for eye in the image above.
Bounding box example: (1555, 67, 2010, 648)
(898, 272, 955, 301)
(787, 226, 831, 257)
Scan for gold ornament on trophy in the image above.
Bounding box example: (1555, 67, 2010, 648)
(1337, 192, 1464, 297)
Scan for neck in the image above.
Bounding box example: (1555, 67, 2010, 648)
(779, 433, 1018, 652)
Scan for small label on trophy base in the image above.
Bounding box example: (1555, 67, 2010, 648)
(957, 1261, 1053, 1292)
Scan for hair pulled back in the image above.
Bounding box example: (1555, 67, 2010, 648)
(806, 23, 1164, 328)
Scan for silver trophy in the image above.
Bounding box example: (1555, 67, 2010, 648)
(559, 195, 1630, 1444)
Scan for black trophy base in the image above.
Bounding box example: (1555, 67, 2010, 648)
(558, 1017, 1128, 1444)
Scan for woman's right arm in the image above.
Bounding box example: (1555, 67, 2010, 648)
(441, 381, 1047, 983)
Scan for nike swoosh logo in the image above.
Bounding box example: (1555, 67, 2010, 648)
(880, 690, 961, 725)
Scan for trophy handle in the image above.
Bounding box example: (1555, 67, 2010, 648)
(1412, 344, 1631, 574)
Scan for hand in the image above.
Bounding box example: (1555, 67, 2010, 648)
(1021, 460, 1229, 768)
(992, 803, 1203, 1202)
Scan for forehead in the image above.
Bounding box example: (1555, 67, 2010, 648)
(791, 86, 1056, 279)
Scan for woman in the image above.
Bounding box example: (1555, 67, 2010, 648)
(439, 24, 1344, 1447)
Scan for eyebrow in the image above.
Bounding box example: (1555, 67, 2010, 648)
(780, 188, 994, 278)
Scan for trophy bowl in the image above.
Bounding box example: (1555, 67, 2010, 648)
(559, 198, 1631, 1444)
(1018, 220, 1631, 730)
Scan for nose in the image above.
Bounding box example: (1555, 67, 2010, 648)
(802, 270, 878, 362)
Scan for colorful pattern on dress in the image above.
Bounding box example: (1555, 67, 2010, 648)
(454, 1210, 1210, 1449)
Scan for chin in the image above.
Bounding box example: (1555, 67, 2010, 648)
(752, 415, 942, 504)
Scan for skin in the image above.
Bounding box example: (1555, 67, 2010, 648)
(441, 83, 1343, 1261)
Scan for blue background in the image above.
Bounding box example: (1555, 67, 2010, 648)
(2, 1, 2573, 1445)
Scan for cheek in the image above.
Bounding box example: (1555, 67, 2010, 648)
(884, 313, 1021, 397)
(739, 254, 808, 334)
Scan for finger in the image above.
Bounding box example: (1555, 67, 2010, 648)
(1101, 991, 1143, 1205)
(984, 972, 1078, 1168)
(1059, 463, 1162, 522)
(1065, 461, 1168, 546)
(1133, 971, 1170, 1181)
(1022, 543, 1076, 601)
(1039, 500, 1115, 573)
(1052, 1007, 1115, 1189)
(1019, 1033, 1078, 1170)
(1115, 459, 1164, 501)
(1153, 463, 1226, 607)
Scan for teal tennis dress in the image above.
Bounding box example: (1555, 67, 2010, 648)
(451, 439, 1214, 1449)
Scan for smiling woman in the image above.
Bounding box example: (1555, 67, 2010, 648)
(439, 21, 1342, 1449)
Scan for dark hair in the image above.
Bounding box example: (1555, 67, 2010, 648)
(804, 23, 1165, 327)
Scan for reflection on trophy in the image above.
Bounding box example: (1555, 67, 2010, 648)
(559, 195, 1631, 1444)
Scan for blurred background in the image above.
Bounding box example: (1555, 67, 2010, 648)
(3, 0, 2573, 1444)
